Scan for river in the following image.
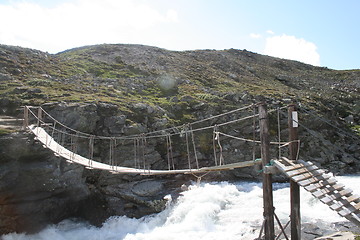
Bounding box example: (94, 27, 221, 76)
(2, 176, 359, 240)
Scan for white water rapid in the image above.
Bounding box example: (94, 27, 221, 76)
(3, 176, 359, 240)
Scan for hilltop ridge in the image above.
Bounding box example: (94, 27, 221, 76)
(0, 43, 359, 121)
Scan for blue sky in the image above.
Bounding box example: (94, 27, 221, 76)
(0, 0, 359, 70)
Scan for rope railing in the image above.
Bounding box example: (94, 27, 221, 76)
(23, 103, 292, 175)
(299, 106, 359, 141)
(141, 104, 256, 137)
(24, 104, 287, 141)
(278, 109, 352, 160)
(215, 131, 295, 146)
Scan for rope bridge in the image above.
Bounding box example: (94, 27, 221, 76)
(23, 103, 360, 230)
(23, 104, 290, 175)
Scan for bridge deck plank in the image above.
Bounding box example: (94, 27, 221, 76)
(347, 195, 360, 204)
(339, 205, 359, 217)
(291, 170, 326, 182)
(286, 165, 319, 177)
(297, 174, 332, 187)
(305, 178, 338, 192)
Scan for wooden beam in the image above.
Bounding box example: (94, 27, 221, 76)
(259, 102, 275, 240)
(23, 106, 29, 130)
(288, 104, 301, 240)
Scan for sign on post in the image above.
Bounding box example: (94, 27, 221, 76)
(292, 111, 298, 128)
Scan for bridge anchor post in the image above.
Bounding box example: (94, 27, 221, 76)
(259, 102, 275, 240)
(288, 103, 301, 240)
(37, 107, 43, 127)
(23, 106, 29, 130)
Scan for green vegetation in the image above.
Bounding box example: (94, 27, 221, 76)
(0, 43, 358, 130)
(0, 128, 14, 135)
(351, 125, 360, 136)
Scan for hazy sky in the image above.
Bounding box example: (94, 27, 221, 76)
(0, 0, 359, 70)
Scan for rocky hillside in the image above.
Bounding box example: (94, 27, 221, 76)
(0, 44, 359, 234)
(1, 44, 359, 118)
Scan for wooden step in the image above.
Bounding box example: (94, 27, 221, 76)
(346, 194, 360, 204)
(354, 202, 360, 210)
(313, 188, 332, 198)
(328, 197, 360, 217)
(331, 201, 351, 213)
(291, 169, 325, 182)
(320, 192, 346, 205)
(275, 158, 314, 171)
(338, 205, 359, 217)
(321, 195, 337, 204)
(281, 162, 314, 172)
(318, 185, 350, 207)
(331, 183, 346, 191)
(298, 160, 317, 168)
(286, 165, 319, 177)
(330, 202, 344, 211)
(339, 188, 353, 197)
(305, 178, 337, 192)
(297, 174, 332, 187)
(313, 183, 347, 199)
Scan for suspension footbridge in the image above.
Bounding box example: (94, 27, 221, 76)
(23, 103, 360, 239)
(24, 104, 266, 175)
(28, 125, 260, 175)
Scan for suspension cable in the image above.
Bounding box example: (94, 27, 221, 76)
(300, 107, 359, 141)
(279, 110, 348, 158)
(143, 104, 256, 137)
(26, 105, 287, 142)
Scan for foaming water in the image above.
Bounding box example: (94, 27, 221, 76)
(3, 176, 359, 240)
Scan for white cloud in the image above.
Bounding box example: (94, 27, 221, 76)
(264, 34, 320, 66)
(250, 33, 262, 39)
(0, 0, 179, 53)
(166, 9, 179, 22)
(266, 30, 274, 35)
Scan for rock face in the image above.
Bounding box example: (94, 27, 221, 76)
(0, 131, 88, 233)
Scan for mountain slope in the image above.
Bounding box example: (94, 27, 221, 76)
(1, 44, 359, 119)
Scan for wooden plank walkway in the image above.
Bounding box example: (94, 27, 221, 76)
(29, 125, 261, 175)
(274, 157, 360, 227)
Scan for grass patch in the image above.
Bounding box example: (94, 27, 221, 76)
(0, 128, 15, 135)
(351, 125, 360, 136)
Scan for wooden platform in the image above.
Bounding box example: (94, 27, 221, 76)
(274, 157, 360, 227)
(29, 125, 261, 175)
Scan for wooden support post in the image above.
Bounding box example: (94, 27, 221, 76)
(259, 102, 275, 240)
(23, 106, 29, 130)
(37, 107, 43, 127)
(288, 104, 301, 240)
